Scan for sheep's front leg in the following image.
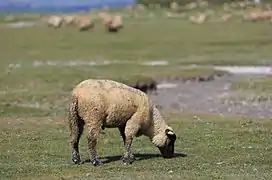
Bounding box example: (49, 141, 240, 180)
(121, 136, 136, 164)
(121, 118, 140, 164)
(87, 126, 103, 166)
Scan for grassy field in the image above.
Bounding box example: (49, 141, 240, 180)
(1, 14, 272, 180)
(0, 113, 271, 180)
(1, 19, 272, 68)
(1, 18, 271, 116)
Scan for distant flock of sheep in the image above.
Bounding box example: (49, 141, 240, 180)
(43, 0, 272, 32)
(44, 11, 123, 32)
(169, 0, 272, 24)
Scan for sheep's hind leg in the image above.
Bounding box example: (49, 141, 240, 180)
(68, 110, 84, 165)
(118, 125, 126, 145)
(70, 119, 84, 165)
(87, 125, 103, 166)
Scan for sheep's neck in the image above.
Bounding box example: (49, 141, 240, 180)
(148, 107, 167, 139)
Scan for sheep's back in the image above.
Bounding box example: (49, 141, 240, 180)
(72, 79, 150, 126)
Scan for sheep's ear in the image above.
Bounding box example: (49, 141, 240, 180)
(165, 129, 176, 142)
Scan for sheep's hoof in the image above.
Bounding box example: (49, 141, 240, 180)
(121, 155, 135, 164)
(72, 153, 81, 165)
(92, 159, 103, 166)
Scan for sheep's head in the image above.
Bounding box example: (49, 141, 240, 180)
(153, 129, 176, 158)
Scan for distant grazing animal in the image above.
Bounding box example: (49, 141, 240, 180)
(107, 14, 123, 32)
(73, 15, 94, 31)
(46, 15, 63, 28)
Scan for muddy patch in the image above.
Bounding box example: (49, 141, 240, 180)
(149, 74, 272, 118)
(119, 70, 230, 94)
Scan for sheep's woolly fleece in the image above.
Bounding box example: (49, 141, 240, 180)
(72, 79, 174, 147)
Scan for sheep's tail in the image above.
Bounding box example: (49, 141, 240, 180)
(68, 94, 85, 147)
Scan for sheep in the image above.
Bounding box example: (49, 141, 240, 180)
(46, 15, 63, 28)
(243, 11, 261, 21)
(68, 79, 177, 166)
(62, 15, 75, 26)
(189, 13, 207, 24)
(73, 15, 94, 31)
(260, 10, 272, 20)
(243, 10, 272, 22)
(107, 14, 123, 32)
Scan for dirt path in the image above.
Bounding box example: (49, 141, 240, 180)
(150, 74, 272, 118)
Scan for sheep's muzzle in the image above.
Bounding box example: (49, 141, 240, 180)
(158, 129, 176, 158)
(158, 142, 175, 158)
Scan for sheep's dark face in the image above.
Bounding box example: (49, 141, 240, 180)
(158, 129, 176, 158)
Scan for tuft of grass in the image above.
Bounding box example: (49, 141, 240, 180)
(0, 15, 40, 23)
(229, 76, 272, 102)
(0, 103, 50, 117)
(232, 77, 272, 93)
(0, 113, 271, 180)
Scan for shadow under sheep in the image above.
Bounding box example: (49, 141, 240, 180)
(82, 153, 187, 165)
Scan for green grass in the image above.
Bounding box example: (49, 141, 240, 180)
(1, 13, 272, 180)
(1, 19, 272, 69)
(0, 113, 271, 180)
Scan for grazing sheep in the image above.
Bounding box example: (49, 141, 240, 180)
(68, 79, 177, 166)
(46, 15, 63, 28)
(243, 11, 261, 21)
(242, 10, 272, 22)
(62, 15, 75, 26)
(74, 15, 94, 31)
(189, 13, 207, 24)
(260, 10, 272, 20)
(107, 14, 123, 32)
